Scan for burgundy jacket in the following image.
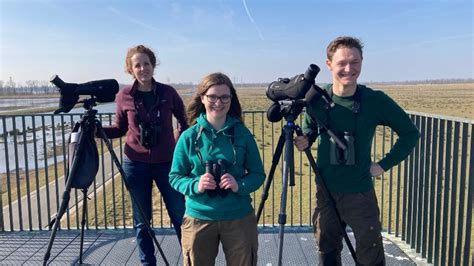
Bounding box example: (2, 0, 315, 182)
(103, 79, 188, 163)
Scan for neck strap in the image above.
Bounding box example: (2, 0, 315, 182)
(321, 85, 362, 135)
(194, 125, 236, 166)
(327, 85, 361, 114)
(134, 82, 164, 124)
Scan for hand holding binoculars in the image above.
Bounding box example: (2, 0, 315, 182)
(205, 159, 230, 197)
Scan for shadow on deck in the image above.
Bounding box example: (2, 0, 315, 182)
(0, 227, 416, 265)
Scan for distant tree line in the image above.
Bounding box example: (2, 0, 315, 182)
(1, 77, 472, 96)
(226, 79, 474, 87)
(0, 77, 57, 96)
(174, 83, 269, 89)
(365, 78, 474, 85)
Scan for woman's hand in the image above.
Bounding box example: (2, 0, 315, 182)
(173, 128, 181, 142)
(198, 173, 217, 193)
(220, 173, 239, 193)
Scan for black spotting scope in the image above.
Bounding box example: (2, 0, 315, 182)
(51, 75, 119, 114)
(265, 64, 334, 123)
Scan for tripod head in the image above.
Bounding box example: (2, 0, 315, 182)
(81, 97, 99, 111)
(267, 99, 306, 123)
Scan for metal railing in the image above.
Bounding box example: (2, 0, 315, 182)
(0, 111, 472, 266)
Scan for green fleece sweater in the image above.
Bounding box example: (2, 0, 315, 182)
(303, 84, 420, 192)
(169, 114, 265, 220)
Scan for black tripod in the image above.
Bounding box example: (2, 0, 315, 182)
(256, 116, 358, 266)
(43, 98, 169, 265)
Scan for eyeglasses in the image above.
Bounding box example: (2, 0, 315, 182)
(205, 94, 232, 104)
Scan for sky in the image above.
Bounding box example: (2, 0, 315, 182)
(1, 0, 473, 86)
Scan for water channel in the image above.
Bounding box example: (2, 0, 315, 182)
(0, 99, 117, 174)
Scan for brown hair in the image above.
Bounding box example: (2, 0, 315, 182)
(326, 36, 364, 61)
(187, 72, 243, 125)
(125, 45, 160, 75)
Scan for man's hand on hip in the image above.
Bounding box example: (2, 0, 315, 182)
(370, 162, 384, 177)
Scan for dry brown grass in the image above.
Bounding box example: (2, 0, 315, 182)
(372, 83, 474, 119)
(231, 83, 474, 119)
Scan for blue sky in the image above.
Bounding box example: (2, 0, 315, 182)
(1, 0, 473, 85)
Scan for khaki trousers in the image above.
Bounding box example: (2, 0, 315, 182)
(181, 213, 258, 266)
(313, 186, 385, 266)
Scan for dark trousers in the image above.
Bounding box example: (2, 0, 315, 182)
(123, 158, 185, 265)
(313, 186, 385, 266)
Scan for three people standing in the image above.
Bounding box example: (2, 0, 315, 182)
(102, 37, 418, 265)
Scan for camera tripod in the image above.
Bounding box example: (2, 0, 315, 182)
(43, 98, 169, 265)
(256, 118, 357, 266)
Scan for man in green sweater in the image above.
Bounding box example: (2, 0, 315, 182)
(295, 36, 420, 265)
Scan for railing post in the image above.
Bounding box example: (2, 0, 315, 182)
(463, 124, 473, 266)
(454, 123, 469, 266)
(433, 118, 445, 266)
(427, 118, 438, 263)
(447, 122, 460, 266)
(0, 116, 7, 232)
(440, 120, 453, 264)
(421, 117, 432, 258)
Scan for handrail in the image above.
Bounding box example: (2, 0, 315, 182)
(0, 111, 472, 266)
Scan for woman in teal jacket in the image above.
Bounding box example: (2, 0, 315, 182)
(169, 72, 265, 266)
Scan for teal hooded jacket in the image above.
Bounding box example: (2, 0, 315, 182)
(169, 114, 265, 221)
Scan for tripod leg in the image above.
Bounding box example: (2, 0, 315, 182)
(286, 126, 296, 187)
(95, 121, 169, 266)
(79, 189, 88, 264)
(277, 157, 289, 266)
(256, 132, 285, 222)
(43, 188, 73, 265)
(276, 125, 295, 266)
(294, 127, 358, 264)
(43, 126, 89, 265)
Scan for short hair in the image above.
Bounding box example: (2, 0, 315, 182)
(125, 45, 160, 75)
(326, 36, 364, 61)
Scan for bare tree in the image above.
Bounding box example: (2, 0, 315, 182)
(5, 77, 16, 94)
(25, 80, 39, 94)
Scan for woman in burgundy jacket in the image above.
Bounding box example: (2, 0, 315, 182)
(102, 45, 188, 265)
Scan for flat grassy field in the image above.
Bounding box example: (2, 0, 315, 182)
(226, 83, 474, 119)
(370, 83, 474, 119)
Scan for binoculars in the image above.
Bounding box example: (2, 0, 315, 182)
(330, 131, 356, 166)
(205, 159, 230, 197)
(139, 122, 161, 148)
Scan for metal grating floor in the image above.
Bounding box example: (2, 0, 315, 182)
(0, 227, 415, 265)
